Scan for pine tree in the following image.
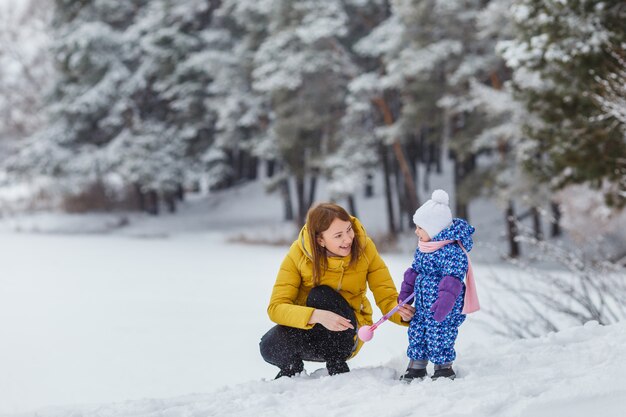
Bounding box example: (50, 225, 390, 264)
(107, 0, 214, 208)
(10, 0, 245, 211)
(0, 0, 53, 146)
(8, 0, 144, 195)
(204, 1, 268, 191)
(244, 0, 363, 224)
(499, 0, 626, 206)
(355, 0, 491, 226)
(323, 1, 389, 211)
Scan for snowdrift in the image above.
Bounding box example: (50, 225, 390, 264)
(33, 321, 626, 417)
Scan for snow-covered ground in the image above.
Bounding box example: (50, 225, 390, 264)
(0, 184, 624, 416)
(37, 321, 623, 417)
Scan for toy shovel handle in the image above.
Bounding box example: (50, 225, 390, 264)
(371, 292, 415, 330)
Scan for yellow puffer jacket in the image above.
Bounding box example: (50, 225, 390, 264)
(267, 216, 407, 357)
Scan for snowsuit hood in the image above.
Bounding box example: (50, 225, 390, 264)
(431, 218, 474, 252)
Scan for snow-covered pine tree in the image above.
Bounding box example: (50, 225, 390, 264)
(212, 0, 293, 217)
(592, 48, 626, 129)
(106, 0, 215, 213)
(589, 42, 626, 200)
(355, 0, 487, 228)
(7, 0, 144, 205)
(249, 0, 361, 225)
(316, 1, 384, 208)
(9, 0, 254, 213)
(448, 0, 554, 255)
(328, 71, 381, 217)
(499, 0, 626, 207)
(0, 0, 53, 147)
(203, 1, 269, 192)
(417, 0, 506, 218)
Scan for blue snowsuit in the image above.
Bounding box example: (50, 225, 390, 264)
(407, 218, 475, 365)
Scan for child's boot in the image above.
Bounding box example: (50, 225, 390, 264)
(431, 364, 456, 380)
(400, 359, 428, 382)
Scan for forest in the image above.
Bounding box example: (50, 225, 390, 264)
(0, 0, 624, 257)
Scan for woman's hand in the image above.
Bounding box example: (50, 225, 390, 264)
(309, 309, 355, 331)
(398, 304, 416, 322)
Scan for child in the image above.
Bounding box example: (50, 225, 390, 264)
(398, 189, 479, 381)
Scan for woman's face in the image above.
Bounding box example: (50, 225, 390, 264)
(317, 218, 354, 257)
(415, 225, 431, 242)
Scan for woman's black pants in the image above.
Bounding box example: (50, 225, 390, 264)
(259, 285, 357, 373)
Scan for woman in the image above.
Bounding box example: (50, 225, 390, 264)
(260, 203, 415, 378)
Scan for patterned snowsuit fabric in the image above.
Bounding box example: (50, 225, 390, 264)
(407, 218, 475, 365)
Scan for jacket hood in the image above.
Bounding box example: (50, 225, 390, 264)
(297, 215, 368, 260)
(432, 218, 475, 251)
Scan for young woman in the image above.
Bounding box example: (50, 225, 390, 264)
(260, 203, 415, 378)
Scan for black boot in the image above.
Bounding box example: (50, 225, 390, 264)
(431, 366, 456, 380)
(326, 359, 350, 376)
(400, 367, 427, 382)
(274, 362, 304, 379)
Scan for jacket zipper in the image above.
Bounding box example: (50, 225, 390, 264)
(336, 261, 345, 291)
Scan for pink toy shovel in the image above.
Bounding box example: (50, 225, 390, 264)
(358, 293, 415, 342)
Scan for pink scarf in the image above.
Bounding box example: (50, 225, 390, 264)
(418, 240, 480, 314)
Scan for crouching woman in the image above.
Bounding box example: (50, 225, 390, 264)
(260, 203, 415, 378)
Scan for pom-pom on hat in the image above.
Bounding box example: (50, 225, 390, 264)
(412, 189, 453, 239)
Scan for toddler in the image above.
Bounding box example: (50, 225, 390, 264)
(398, 189, 479, 381)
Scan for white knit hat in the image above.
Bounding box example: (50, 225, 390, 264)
(412, 189, 453, 238)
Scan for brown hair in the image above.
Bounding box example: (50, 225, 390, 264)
(306, 203, 362, 285)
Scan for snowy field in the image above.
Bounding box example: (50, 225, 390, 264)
(0, 185, 625, 416)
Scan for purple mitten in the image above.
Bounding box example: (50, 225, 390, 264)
(398, 267, 418, 302)
(430, 276, 462, 322)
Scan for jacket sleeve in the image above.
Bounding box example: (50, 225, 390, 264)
(267, 249, 315, 330)
(364, 238, 409, 327)
(398, 267, 417, 302)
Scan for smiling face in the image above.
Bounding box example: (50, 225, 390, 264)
(415, 225, 431, 242)
(317, 218, 355, 257)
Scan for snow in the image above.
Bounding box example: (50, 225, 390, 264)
(21, 315, 620, 417)
(0, 183, 625, 416)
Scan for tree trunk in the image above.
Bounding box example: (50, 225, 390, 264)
(395, 162, 407, 231)
(146, 190, 159, 216)
(452, 153, 475, 222)
(506, 200, 520, 258)
(406, 131, 420, 186)
(308, 174, 317, 210)
(551, 202, 562, 237)
(176, 183, 184, 201)
(454, 165, 469, 221)
(456, 199, 469, 220)
(364, 173, 374, 198)
(347, 195, 357, 217)
(135, 183, 145, 212)
(392, 140, 419, 214)
(281, 178, 294, 222)
(266, 160, 276, 178)
(434, 142, 442, 174)
(247, 154, 258, 180)
(380, 144, 396, 235)
(372, 96, 420, 213)
(223, 149, 234, 188)
(296, 175, 307, 227)
(532, 206, 543, 240)
(425, 141, 437, 190)
(165, 193, 176, 213)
